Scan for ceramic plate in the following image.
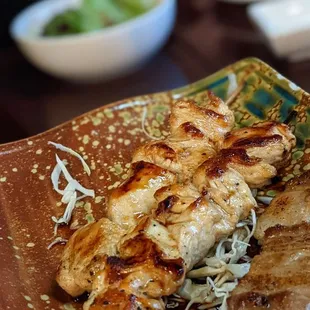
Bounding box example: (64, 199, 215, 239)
(1, 58, 310, 310)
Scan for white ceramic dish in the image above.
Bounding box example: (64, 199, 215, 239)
(10, 0, 176, 82)
(248, 0, 310, 58)
(217, 0, 262, 4)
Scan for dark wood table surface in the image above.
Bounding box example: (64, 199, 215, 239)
(2, 0, 310, 144)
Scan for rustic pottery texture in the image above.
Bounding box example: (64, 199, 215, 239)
(0, 58, 309, 310)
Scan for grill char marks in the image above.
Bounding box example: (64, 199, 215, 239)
(193, 121, 297, 190)
(132, 93, 233, 181)
(107, 161, 176, 229)
(169, 94, 235, 139)
(155, 195, 180, 218)
(88, 219, 185, 310)
(90, 288, 163, 310)
(202, 149, 259, 179)
(228, 223, 310, 310)
(107, 235, 184, 283)
(228, 173, 310, 310)
(222, 122, 296, 170)
(140, 143, 176, 160)
(56, 218, 125, 297)
(113, 161, 174, 197)
(228, 134, 282, 148)
(193, 148, 277, 190)
(255, 171, 310, 241)
(180, 122, 204, 138)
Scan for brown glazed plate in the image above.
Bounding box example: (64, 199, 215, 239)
(1, 58, 310, 310)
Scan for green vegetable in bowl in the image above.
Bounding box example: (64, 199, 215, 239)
(43, 0, 158, 36)
(43, 10, 84, 35)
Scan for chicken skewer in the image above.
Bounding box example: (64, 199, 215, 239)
(195, 121, 296, 190)
(57, 118, 296, 308)
(57, 92, 235, 297)
(76, 122, 295, 309)
(56, 92, 295, 309)
(108, 92, 235, 230)
(228, 172, 310, 310)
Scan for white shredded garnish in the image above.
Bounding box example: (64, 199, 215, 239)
(48, 141, 91, 175)
(76, 194, 88, 201)
(49, 143, 95, 240)
(166, 300, 179, 309)
(178, 210, 257, 310)
(198, 300, 222, 310)
(53, 155, 94, 199)
(51, 159, 65, 195)
(55, 154, 73, 183)
(141, 106, 162, 141)
(184, 298, 198, 310)
(61, 192, 77, 224)
(256, 196, 273, 205)
(71, 179, 95, 198)
(47, 237, 68, 250)
(50, 155, 95, 233)
(53, 221, 59, 236)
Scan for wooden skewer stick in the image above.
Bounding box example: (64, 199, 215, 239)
(225, 82, 245, 106)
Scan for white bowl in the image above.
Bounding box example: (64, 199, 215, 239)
(217, 0, 261, 4)
(248, 0, 310, 58)
(10, 0, 176, 82)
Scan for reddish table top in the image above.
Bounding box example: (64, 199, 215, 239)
(1, 0, 310, 144)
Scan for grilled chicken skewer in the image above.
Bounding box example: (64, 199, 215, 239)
(108, 92, 235, 230)
(72, 123, 295, 309)
(228, 172, 310, 310)
(84, 171, 256, 309)
(56, 93, 295, 309)
(57, 92, 235, 297)
(197, 121, 295, 189)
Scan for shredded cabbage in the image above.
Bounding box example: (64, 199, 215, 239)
(47, 237, 68, 250)
(166, 301, 179, 309)
(55, 154, 73, 182)
(51, 159, 66, 195)
(48, 141, 91, 175)
(49, 143, 95, 240)
(178, 210, 257, 310)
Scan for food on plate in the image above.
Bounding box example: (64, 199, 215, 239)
(56, 217, 126, 297)
(43, 0, 158, 36)
(228, 172, 310, 309)
(194, 121, 295, 190)
(108, 93, 234, 230)
(54, 92, 296, 310)
(255, 171, 310, 241)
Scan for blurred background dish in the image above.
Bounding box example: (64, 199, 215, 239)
(248, 0, 310, 60)
(10, 0, 176, 82)
(217, 0, 262, 4)
(42, 0, 159, 36)
(3, 0, 310, 145)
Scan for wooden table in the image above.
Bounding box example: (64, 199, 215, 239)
(2, 0, 310, 144)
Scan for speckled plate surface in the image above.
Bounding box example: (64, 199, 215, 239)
(1, 58, 310, 310)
